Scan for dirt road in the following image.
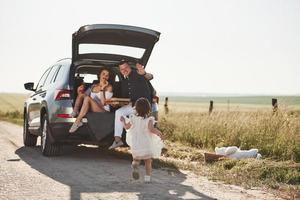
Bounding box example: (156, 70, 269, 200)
(0, 121, 281, 200)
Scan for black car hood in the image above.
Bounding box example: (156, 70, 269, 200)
(72, 24, 160, 67)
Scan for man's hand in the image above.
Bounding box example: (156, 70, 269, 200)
(136, 63, 153, 80)
(120, 116, 132, 129)
(120, 116, 125, 123)
(136, 63, 146, 75)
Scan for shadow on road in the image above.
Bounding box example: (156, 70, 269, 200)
(16, 145, 215, 200)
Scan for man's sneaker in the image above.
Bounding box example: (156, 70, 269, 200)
(69, 122, 83, 133)
(131, 164, 140, 180)
(108, 140, 124, 150)
(144, 175, 151, 183)
(70, 110, 78, 118)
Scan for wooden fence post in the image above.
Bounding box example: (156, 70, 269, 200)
(164, 97, 169, 114)
(272, 98, 278, 113)
(209, 100, 214, 114)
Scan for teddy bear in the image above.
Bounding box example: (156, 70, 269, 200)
(215, 146, 262, 159)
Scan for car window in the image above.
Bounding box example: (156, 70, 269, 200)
(75, 73, 97, 84)
(44, 65, 59, 87)
(54, 64, 67, 83)
(35, 68, 51, 92)
(115, 75, 120, 82)
(79, 44, 145, 59)
(52, 65, 62, 83)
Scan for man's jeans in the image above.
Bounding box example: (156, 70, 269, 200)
(114, 104, 134, 137)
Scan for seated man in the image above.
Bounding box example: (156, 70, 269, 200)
(109, 60, 154, 149)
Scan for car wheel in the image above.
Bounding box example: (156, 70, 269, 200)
(23, 113, 37, 146)
(41, 114, 61, 156)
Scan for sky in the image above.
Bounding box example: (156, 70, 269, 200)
(0, 0, 299, 95)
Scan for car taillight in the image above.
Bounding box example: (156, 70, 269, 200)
(153, 96, 159, 104)
(55, 89, 71, 101)
(56, 113, 72, 118)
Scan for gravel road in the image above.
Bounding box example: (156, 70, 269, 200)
(0, 121, 281, 200)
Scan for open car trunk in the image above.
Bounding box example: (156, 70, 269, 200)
(85, 112, 115, 141)
(71, 64, 122, 143)
(70, 24, 160, 143)
(72, 24, 160, 67)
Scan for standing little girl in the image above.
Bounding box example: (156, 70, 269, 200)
(120, 97, 163, 183)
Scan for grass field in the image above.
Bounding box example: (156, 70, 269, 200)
(160, 95, 300, 105)
(159, 95, 300, 112)
(0, 93, 299, 197)
(1, 93, 299, 112)
(0, 93, 28, 124)
(0, 93, 29, 112)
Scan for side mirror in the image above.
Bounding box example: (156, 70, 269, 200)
(24, 82, 35, 91)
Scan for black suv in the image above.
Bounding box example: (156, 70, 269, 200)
(23, 24, 160, 156)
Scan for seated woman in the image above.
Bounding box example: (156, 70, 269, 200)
(69, 68, 113, 133)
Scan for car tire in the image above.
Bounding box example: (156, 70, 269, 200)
(41, 114, 61, 156)
(23, 114, 37, 146)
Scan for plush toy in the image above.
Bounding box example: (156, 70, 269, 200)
(215, 146, 262, 159)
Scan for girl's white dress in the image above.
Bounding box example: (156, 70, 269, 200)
(125, 114, 163, 159)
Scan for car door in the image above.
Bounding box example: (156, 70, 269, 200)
(27, 67, 51, 128)
(29, 65, 63, 128)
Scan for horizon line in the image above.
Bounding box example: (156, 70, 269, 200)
(1, 91, 300, 97)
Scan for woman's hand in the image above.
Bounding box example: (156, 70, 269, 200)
(100, 81, 109, 90)
(77, 84, 85, 94)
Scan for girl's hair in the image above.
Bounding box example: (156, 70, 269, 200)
(135, 98, 151, 118)
(97, 67, 111, 81)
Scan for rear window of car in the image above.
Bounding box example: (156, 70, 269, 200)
(44, 65, 60, 86)
(74, 73, 98, 84)
(52, 65, 62, 83)
(79, 44, 145, 59)
(36, 68, 51, 91)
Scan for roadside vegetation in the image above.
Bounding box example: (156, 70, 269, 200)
(158, 109, 300, 162)
(157, 102, 300, 199)
(0, 110, 23, 125)
(0, 93, 26, 125)
(1, 93, 299, 198)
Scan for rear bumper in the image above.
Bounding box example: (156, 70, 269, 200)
(49, 122, 93, 143)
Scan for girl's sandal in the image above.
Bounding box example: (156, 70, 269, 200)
(131, 163, 139, 180)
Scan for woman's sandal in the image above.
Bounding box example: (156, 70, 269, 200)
(70, 110, 79, 118)
(69, 122, 83, 133)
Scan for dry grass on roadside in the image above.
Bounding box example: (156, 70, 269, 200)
(0, 93, 28, 112)
(0, 110, 23, 125)
(0, 93, 27, 125)
(156, 108, 300, 198)
(158, 109, 300, 162)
